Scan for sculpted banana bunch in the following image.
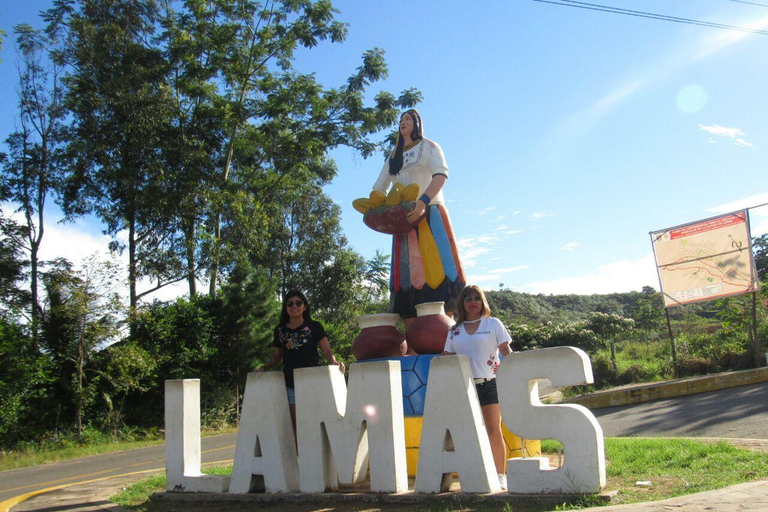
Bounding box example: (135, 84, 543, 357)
(352, 183, 420, 214)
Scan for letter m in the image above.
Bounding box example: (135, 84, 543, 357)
(295, 361, 408, 493)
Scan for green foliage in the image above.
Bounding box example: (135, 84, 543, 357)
(126, 267, 280, 427)
(0, 319, 54, 447)
(507, 321, 602, 352)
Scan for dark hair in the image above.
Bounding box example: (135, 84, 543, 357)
(388, 110, 424, 176)
(279, 290, 311, 326)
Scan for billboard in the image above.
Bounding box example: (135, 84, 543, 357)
(650, 210, 759, 307)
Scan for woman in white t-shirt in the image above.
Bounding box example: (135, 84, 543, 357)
(442, 284, 512, 490)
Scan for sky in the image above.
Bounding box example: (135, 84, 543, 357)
(1, 0, 768, 301)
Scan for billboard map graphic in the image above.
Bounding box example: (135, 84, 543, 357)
(651, 210, 759, 307)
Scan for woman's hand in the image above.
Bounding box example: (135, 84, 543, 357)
(407, 199, 426, 223)
(333, 359, 346, 374)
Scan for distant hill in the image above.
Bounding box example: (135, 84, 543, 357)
(484, 288, 715, 325)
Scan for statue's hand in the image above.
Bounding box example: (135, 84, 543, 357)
(407, 200, 426, 224)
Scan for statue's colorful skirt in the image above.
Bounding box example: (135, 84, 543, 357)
(390, 204, 466, 317)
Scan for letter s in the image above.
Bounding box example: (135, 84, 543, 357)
(496, 346, 606, 494)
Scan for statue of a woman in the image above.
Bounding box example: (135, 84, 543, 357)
(371, 109, 466, 319)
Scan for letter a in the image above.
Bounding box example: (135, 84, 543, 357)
(229, 372, 299, 493)
(414, 356, 500, 493)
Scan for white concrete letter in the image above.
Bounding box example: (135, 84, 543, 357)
(295, 361, 408, 493)
(230, 372, 299, 493)
(414, 355, 500, 494)
(497, 347, 606, 494)
(164, 379, 230, 492)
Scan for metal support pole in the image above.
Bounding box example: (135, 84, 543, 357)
(665, 308, 677, 377)
(752, 292, 761, 367)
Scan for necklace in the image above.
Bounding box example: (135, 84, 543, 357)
(403, 139, 421, 151)
(463, 318, 481, 324)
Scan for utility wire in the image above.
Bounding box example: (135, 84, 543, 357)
(730, 0, 768, 8)
(534, 0, 768, 35)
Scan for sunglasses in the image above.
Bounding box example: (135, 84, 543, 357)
(463, 296, 482, 303)
(286, 300, 304, 307)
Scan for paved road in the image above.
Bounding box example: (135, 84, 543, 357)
(0, 434, 237, 511)
(592, 381, 768, 439)
(3, 381, 768, 510)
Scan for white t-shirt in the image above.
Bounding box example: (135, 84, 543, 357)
(443, 317, 512, 379)
(372, 138, 449, 205)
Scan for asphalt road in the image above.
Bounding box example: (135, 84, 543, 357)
(592, 381, 768, 439)
(2, 381, 768, 510)
(0, 433, 236, 511)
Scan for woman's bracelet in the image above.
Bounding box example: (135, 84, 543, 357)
(419, 194, 430, 205)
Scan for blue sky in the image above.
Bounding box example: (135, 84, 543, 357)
(2, 0, 768, 299)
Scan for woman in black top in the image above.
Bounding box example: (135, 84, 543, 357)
(257, 290, 345, 434)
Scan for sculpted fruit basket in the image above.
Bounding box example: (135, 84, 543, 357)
(353, 183, 425, 235)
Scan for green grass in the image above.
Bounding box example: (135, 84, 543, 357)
(110, 438, 768, 512)
(112, 465, 232, 509)
(0, 427, 237, 472)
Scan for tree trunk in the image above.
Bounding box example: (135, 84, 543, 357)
(184, 218, 197, 296)
(77, 321, 85, 440)
(128, 213, 138, 338)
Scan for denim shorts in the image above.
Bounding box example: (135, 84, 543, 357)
(475, 379, 499, 406)
(286, 387, 296, 405)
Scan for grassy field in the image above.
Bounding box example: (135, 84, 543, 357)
(111, 438, 768, 512)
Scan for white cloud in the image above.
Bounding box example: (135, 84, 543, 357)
(506, 229, 522, 235)
(532, 212, 552, 219)
(708, 193, 768, 236)
(698, 124, 753, 147)
(457, 234, 501, 268)
(467, 273, 503, 284)
(492, 215, 506, 222)
(698, 124, 744, 138)
(523, 253, 658, 295)
(493, 224, 509, 231)
(709, 192, 768, 214)
(474, 206, 497, 216)
(491, 265, 531, 274)
(3, 205, 193, 304)
(560, 242, 580, 251)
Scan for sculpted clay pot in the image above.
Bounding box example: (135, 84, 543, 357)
(351, 313, 407, 361)
(405, 302, 453, 355)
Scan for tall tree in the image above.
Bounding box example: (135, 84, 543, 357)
(54, 0, 183, 326)
(1, 24, 67, 347)
(158, 0, 420, 295)
(40, 256, 124, 438)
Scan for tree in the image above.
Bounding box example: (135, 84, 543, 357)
(1, 24, 67, 346)
(49, 0, 179, 326)
(156, 0, 420, 295)
(586, 312, 635, 372)
(40, 256, 125, 438)
(46, 0, 421, 307)
(362, 250, 390, 308)
(0, 212, 30, 319)
(753, 234, 768, 282)
(632, 286, 664, 334)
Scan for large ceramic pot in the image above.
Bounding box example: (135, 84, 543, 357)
(405, 302, 453, 355)
(351, 313, 407, 361)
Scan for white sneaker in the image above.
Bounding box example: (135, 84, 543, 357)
(498, 473, 507, 491)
